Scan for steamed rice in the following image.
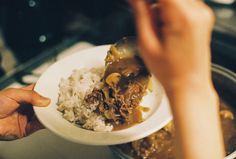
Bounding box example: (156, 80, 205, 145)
(57, 67, 113, 132)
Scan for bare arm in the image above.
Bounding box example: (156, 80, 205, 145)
(130, 0, 225, 158)
(168, 81, 223, 159)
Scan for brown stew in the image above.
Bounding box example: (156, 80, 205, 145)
(117, 101, 236, 159)
(85, 46, 150, 130)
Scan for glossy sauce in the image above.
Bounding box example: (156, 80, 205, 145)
(118, 101, 236, 159)
(103, 50, 150, 130)
(113, 106, 150, 131)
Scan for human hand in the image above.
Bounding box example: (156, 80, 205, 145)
(0, 84, 50, 140)
(130, 2, 225, 159)
(130, 0, 215, 93)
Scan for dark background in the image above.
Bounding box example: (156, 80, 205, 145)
(0, 0, 134, 62)
(0, 0, 235, 87)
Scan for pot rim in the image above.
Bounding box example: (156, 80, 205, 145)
(111, 64, 236, 159)
(212, 64, 236, 159)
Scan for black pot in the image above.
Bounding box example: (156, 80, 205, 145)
(110, 64, 236, 159)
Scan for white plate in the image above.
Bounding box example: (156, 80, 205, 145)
(34, 45, 172, 145)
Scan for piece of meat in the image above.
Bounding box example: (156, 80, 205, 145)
(131, 122, 175, 159)
(85, 45, 150, 128)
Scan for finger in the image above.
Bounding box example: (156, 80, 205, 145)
(129, 0, 161, 54)
(21, 84, 36, 91)
(151, 3, 163, 33)
(159, 0, 191, 5)
(2, 88, 51, 107)
(0, 112, 27, 140)
(0, 95, 19, 118)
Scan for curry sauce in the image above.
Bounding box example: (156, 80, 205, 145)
(85, 45, 151, 130)
(113, 106, 150, 131)
(117, 101, 236, 159)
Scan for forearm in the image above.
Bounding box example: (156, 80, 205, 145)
(166, 82, 225, 159)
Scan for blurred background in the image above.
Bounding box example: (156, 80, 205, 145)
(0, 0, 235, 88)
(0, 1, 236, 159)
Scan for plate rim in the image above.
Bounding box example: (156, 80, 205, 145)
(34, 44, 173, 145)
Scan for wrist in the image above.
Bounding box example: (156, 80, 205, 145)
(163, 75, 214, 95)
(163, 77, 219, 109)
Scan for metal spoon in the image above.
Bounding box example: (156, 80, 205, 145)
(104, 37, 144, 77)
(112, 36, 139, 58)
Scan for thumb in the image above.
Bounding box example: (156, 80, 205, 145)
(2, 88, 51, 107)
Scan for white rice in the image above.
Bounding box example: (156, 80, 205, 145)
(57, 67, 113, 132)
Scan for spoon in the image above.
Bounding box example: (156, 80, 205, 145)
(104, 37, 145, 78)
(113, 36, 139, 57)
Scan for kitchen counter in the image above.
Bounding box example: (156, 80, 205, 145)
(0, 129, 114, 159)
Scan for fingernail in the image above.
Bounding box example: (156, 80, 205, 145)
(39, 96, 51, 107)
